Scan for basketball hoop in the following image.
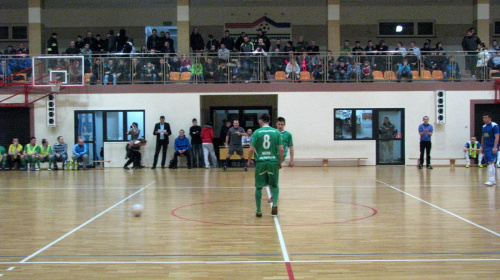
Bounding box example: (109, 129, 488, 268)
(49, 81, 62, 93)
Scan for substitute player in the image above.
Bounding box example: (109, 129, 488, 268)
(268, 117, 294, 203)
(464, 136, 483, 168)
(247, 114, 283, 217)
(480, 112, 499, 186)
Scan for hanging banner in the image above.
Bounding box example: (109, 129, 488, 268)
(225, 16, 292, 41)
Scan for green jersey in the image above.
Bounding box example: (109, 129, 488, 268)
(0, 146, 6, 156)
(251, 125, 283, 162)
(24, 144, 40, 155)
(38, 145, 52, 155)
(280, 130, 293, 158)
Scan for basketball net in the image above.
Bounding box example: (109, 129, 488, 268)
(49, 81, 62, 93)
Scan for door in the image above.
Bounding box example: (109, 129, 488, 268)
(376, 109, 405, 165)
(75, 111, 96, 167)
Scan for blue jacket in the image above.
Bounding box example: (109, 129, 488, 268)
(174, 136, 191, 152)
(398, 63, 411, 73)
(0, 63, 12, 77)
(72, 143, 88, 157)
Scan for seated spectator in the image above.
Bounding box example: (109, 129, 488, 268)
(375, 40, 389, 71)
(190, 59, 204, 83)
(147, 49, 161, 67)
(203, 57, 217, 82)
(409, 41, 421, 59)
(285, 57, 300, 79)
(7, 138, 24, 170)
(352, 41, 363, 55)
(397, 58, 413, 82)
(131, 57, 143, 81)
(164, 32, 175, 50)
(180, 54, 191, 72)
(421, 42, 432, 54)
(423, 52, 446, 72)
(273, 39, 283, 52)
(71, 138, 88, 170)
(298, 53, 312, 73)
(296, 36, 308, 53)
(489, 40, 500, 57)
(158, 58, 169, 82)
(218, 43, 230, 63)
(17, 43, 29, 55)
(335, 60, 351, 83)
(141, 61, 158, 84)
(326, 51, 336, 64)
(103, 59, 117, 85)
(406, 49, 419, 70)
(64, 41, 80, 55)
(75, 35, 84, 49)
(83, 31, 97, 52)
(217, 63, 229, 83)
(139, 45, 148, 54)
(90, 58, 103, 85)
(124, 139, 147, 170)
(476, 43, 490, 81)
(270, 48, 286, 74)
(23, 137, 39, 171)
(463, 136, 483, 168)
(307, 40, 319, 55)
(242, 128, 253, 146)
(435, 42, 445, 55)
(283, 41, 295, 53)
(170, 129, 192, 169)
(80, 43, 93, 73)
(392, 42, 406, 69)
(4, 45, 16, 56)
(312, 59, 324, 81)
(327, 61, 337, 82)
(341, 40, 351, 56)
(69, 60, 83, 84)
(116, 59, 130, 84)
(206, 35, 220, 56)
(161, 41, 175, 54)
(488, 55, 500, 71)
(0, 60, 12, 82)
(443, 56, 461, 82)
(37, 139, 53, 170)
(169, 56, 181, 73)
(51, 136, 68, 170)
(0, 144, 6, 170)
(359, 60, 373, 82)
(14, 54, 31, 75)
(231, 60, 243, 82)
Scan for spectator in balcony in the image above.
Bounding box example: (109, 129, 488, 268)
(221, 30, 235, 52)
(340, 40, 351, 56)
(327, 61, 336, 82)
(203, 57, 218, 82)
(83, 31, 97, 52)
(240, 35, 255, 81)
(406, 49, 419, 71)
(206, 35, 220, 54)
(164, 32, 174, 50)
(17, 43, 29, 55)
(392, 42, 405, 69)
(190, 59, 204, 83)
(307, 40, 320, 55)
(139, 45, 148, 55)
(270, 48, 286, 74)
(409, 41, 421, 59)
(462, 28, 481, 78)
(169, 56, 181, 73)
(335, 59, 351, 83)
(253, 39, 269, 82)
(234, 32, 246, 52)
(256, 28, 271, 52)
(359, 60, 373, 82)
(69, 60, 83, 84)
(146, 49, 160, 67)
(46, 32, 59, 54)
(217, 62, 229, 83)
(285, 57, 300, 79)
(296, 36, 308, 54)
(476, 43, 490, 81)
(116, 59, 130, 84)
(489, 40, 499, 57)
(161, 41, 175, 54)
(274, 39, 283, 52)
(231, 60, 243, 82)
(75, 35, 84, 49)
(94, 34, 106, 53)
(351, 41, 363, 55)
(0, 60, 12, 81)
(131, 58, 143, 82)
(283, 41, 295, 53)
(158, 58, 169, 82)
(218, 43, 230, 64)
(147, 29, 161, 51)
(435, 42, 445, 54)
(421, 42, 432, 55)
(90, 58, 102, 84)
(443, 56, 461, 82)
(106, 30, 116, 53)
(116, 29, 129, 53)
(180, 54, 191, 72)
(103, 59, 117, 85)
(122, 37, 135, 54)
(14, 54, 31, 75)
(190, 28, 204, 53)
(80, 43, 92, 73)
(364, 40, 376, 68)
(397, 58, 412, 82)
(4, 45, 16, 56)
(312, 59, 324, 81)
(375, 40, 389, 71)
(141, 61, 158, 84)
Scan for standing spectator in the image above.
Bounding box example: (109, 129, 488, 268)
(296, 36, 308, 53)
(46, 32, 59, 54)
(80, 43, 93, 74)
(396, 58, 412, 82)
(189, 118, 204, 168)
(234, 32, 246, 52)
(273, 39, 283, 52)
(0, 144, 6, 170)
(122, 38, 135, 54)
(83, 31, 97, 52)
(240, 36, 255, 81)
(106, 30, 116, 53)
(461, 28, 481, 78)
(341, 40, 351, 56)
(206, 35, 220, 53)
(51, 136, 68, 170)
(307, 40, 320, 55)
(17, 43, 29, 55)
(71, 138, 88, 170)
(75, 35, 84, 49)
(255, 28, 271, 52)
(190, 28, 204, 53)
(223, 120, 247, 171)
(218, 120, 232, 159)
(170, 130, 192, 169)
(147, 29, 161, 51)
(220, 30, 235, 52)
(283, 41, 295, 53)
(218, 43, 230, 63)
(94, 34, 106, 53)
(480, 112, 499, 186)
(379, 117, 396, 162)
(418, 116, 433, 169)
(152, 116, 172, 169)
(392, 42, 406, 69)
(164, 32, 174, 50)
(444, 56, 461, 82)
(409, 41, 421, 59)
(476, 43, 490, 81)
(116, 29, 129, 53)
(158, 31, 166, 47)
(201, 121, 218, 168)
(351, 41, 363, 55)
(375, 40, 389, 71)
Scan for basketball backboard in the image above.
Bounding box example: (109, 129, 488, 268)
(32, 56, 85, 87)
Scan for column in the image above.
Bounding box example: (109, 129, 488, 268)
(177, 0, 190, 55)
(475, 0, 490, 44)
(327, 0, 340, 53)
(28, 0, 44, 54)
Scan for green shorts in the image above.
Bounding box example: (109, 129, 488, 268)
(255, 161, 280, 189)
(39, 156, 50, 163)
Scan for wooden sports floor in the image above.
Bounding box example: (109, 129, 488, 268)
(0, 166, 498, 279)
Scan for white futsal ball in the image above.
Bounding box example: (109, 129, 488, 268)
(131, 204, 144, 217)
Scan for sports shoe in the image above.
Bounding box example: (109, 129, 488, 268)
(465, 165, 469, 168)
(268, 196, 274, 203)
(205, 165, 210, 169)
(256, 212, 262, 218)
(496, 164, 500, 168)
(223, 165, 227, 171)
(47, 168, 51, 171)
(244, 166, 248, 171)
(31, 167, 36, 171)
(427, 165, 433, 169)
(271, 206, 278, 216)
(478, 164, 484, 168)
(418, 164, 423, 169)
(123, 166, 130, 170)
(35, 168, 40, 171)
(484, 181, 496, 186)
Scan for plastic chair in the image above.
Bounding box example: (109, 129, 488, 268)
(275, 71, 287, 81)
(411, 71, 421, 80)
(384, 71, 396, 80)
(169, 72, 180, 81)
(299, 71, 311, 82)
(373, 71, 384, 81)
(432, 70, 444, 80)
(422, 70, 433, 80)
(180, 72, 191, 81)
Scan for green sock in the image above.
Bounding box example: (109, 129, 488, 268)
(1, 157, 6, 168)
(21, 158, 26, 167)
(270, 186, 279, 207)
(255, 188, 262, 213)
(36, 158, 41, 168)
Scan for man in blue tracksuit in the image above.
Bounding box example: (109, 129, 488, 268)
(171, 129, 192, 169)
(481, 112, 499, 186)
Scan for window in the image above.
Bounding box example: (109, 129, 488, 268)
(495, 21, 500, 35)
(0, 25, 28, 41)
(378, 21, 434, 37)
(103, 110, 145, 142)
(0, 26, 8, 40)
(334, 109, 353, 140)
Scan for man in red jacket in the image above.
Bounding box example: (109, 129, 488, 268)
(200, 121, 218, 168)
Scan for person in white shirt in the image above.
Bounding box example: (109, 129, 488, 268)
(242, 128, 253, 146)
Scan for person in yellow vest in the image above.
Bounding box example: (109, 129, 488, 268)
(0, 145, 7, 170)
(7, 138, 25, 170)
(24, 137, 40, 171)
(464, 136, 483, 168)
(37, 139, 53, 171)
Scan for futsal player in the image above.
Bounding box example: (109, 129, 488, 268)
(247, 114, 283, 217)
(268, 117, 294, 203)
(480, 112, 499, 186)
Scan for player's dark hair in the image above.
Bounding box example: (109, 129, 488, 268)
(57, 136, 63, 140)
(260, 114, 271, 123)
(483, 112, 492, 118)
(30, 136, 36, 141)
(192, 118, 197, 122)
(277, 117, 286, 123)
(42, 139, 47, 145)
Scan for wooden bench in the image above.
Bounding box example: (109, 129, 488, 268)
(90, 160, 111, 170)
(294, 158, 368, 167)
(409, 158, 463, 167)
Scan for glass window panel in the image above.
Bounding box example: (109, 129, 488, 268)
(243, 109, 270, 130)
(378, 111, 402, 139)
(334, 109, 353, 140)
(355, 110, 373, 139)
(379, 22, 414, 36)
(12, 26, 27, 39)
(417, 22, 434, 36)
(106, 112, 124, 141)
(0, 26, 9, 40)
(378, 140, 403, 164)
(126, 111, 145, 140)
(77, 113, 94, 141)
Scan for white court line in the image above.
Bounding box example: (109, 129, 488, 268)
(377, 180, 500, 237)
(0, 185, 383, 190)
(19, 181, 156, 263)
(265, 187, 291, 262)
(6, 267, 14, 271)
(0, 259, 498, 265)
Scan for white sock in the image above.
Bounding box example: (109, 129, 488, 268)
(488, 164, 496, 182)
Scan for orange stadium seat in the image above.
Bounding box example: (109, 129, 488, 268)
(274, 71, 287, 81)
(299, 71, 311, 82)
(432, 70, 444, 80)
(373, 71, 384, 81)
(384, 71, 396, 80)
(411, 71, 420, 80)
(169, 72, 180, 81)
(180, 72, 191, 81)
(422, 70, 432, 80)
(490, 70, 500, 79)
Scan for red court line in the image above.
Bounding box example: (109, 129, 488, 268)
(285, 262, 295, 280)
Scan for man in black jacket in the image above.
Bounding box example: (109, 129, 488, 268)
(147, 29, 161, 51)
(190, 28, 204, 53)
(47, 32, 59, 54)
(255, 28, 271, 52)
(462, 28, 482, 77)
(189, 118, 204, 167)
(152, 116, 172, 169)
(221, 30, 235, 52)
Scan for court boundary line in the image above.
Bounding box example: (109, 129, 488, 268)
(377, 180, 500, 237)
(19, 181, 156, 263)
